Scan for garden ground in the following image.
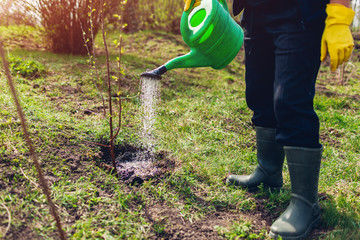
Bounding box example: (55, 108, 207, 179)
(0, 26, 359, 239)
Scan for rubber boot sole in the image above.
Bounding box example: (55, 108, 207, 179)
(226, 178, 282, 192)
(269, 215, 320, 240)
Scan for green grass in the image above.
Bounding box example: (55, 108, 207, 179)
(0, 25, 44, 50)
(0, 26, 359, 239)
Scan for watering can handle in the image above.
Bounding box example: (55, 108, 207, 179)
(185, 0, 195, 11)
(185, 0, 229, 12)
(219, 0, 229, 12)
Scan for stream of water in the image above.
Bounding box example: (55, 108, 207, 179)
(115, 76, 161, 182)
(138, 76, 161, 161)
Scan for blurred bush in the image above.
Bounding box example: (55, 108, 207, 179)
(1, 0, 187, 54)
(122, 0, 183, 34)
(33, 0, 118, 55)
(0, 0, 37, 27)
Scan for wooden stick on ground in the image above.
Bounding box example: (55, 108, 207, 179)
(0, 41, 67, 240)
(0, 202, 11, 238)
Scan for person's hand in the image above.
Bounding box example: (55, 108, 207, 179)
(321, 4, 355, 71)
(184, 0, 201, 11)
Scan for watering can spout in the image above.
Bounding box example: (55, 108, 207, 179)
(141, 65, 167, 80)
(140, 50, 209, 79)
(164, 50, 210, 71)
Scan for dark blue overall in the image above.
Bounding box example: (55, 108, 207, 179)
(237, 0, 328, 148)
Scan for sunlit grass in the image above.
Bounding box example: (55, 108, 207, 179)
(0, 29, 359, 239)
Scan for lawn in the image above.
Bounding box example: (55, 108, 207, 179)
(0, 25, 359, 239)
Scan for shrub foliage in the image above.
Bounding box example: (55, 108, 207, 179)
(8, 55, 45, 78)
(35, 0, 117, 54)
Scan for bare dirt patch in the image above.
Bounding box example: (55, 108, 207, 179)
(144, 203, 240, 240)
(320, 128, 342, 148)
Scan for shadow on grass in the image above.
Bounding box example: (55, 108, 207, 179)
(318, 193, 360, 239)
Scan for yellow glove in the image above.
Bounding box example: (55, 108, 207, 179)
(184, 0, 201, 11)
(321, 4, 355, 71)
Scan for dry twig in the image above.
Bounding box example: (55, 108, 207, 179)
(20, 167, 40, 189)
(0, 40, 67, 240)
(0, 202, 11, 239)
(345, 62, 357, 85)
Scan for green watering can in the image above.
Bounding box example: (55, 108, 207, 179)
(142, 0, 244, 79)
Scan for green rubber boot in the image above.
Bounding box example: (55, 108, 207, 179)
(226, 127, 285, 191)
(269, 146, 323, 240)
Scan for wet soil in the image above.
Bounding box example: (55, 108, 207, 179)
(98, 144, 176, 185)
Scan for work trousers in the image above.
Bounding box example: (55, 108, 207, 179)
(242, 4, 325, 148)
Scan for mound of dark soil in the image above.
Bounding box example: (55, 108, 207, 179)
(99, 144, 175, 185)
